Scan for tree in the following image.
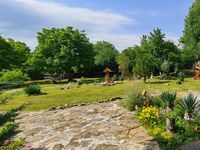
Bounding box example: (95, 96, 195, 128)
(122, 46, 137, 79)
(7, 39, 31, 69)
(134, 49, 155, 83)
(93, 41, 119, 70)
(0, 36, 15, 71)
(117, 53, 129, 77)
(30, 27, 94, 80)
(181, 0, 200, 68)
(134, 36, 156, 83)
(148, 28, 180, 73)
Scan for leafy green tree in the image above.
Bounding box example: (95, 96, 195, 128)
(180, 0, 200, 68)
(93, 41, 119, 70)
(148, 28, 180, 72)
(7, 39, 31, 69)
(122, 46, 137, 78)
(0, 36, 15, 71)
(134, 37, 156, 83)
(30, 27, 94, 80)
(117, 53, 129, 77)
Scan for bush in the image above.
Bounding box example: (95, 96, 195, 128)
(178, 72, 185, 82)
(24, 85, 41, 95)
(149, 96, 163, 108)
(124, 87, 144, 111)
(6, 138, 24, 150)
(147, 126, 174, 143)
(0, 70, 30, 83)
(0, 122, 16, 142)
(176, 93, 200, 118)
(138, 106, 159, 126)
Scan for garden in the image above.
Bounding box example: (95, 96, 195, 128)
(1, 0, 200, 149)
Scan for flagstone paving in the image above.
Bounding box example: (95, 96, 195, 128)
(15, 100, 160, 150)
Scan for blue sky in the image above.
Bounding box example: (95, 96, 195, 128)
(0, 0, 193, 50)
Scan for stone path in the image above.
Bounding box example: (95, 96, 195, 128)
(15, 100, 160, 150)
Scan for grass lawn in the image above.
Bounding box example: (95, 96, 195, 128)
(0, 77, 200, 111)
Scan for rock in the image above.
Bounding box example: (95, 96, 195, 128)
(53, 144, 64, 150)
(94, 144, 120, 150)
(57, 106, 66, 109)
(48, 107, 56, 111)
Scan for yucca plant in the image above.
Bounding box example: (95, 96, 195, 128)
(161, 91, 177, 133)
(176, 93, 200, 118)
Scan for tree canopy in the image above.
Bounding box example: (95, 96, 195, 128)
(29, 27, 94, 79)
(181, 0, 200, 68)
(93, 41, 119, 70)
(0, 36, 30, 71)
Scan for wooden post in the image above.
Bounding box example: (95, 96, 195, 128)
(142, 90, 148, 108)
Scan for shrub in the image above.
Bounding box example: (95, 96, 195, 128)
(0, 70, 30, 83)
(6, 138, 24, 150)
(178, 72, 185, 82)
(149, 96, 163, 108)
(176, 93, 200, 118)
(138, 106, 159, 126)
(24, 85, 41, 95)
(147, 126, 174, 143)
(0, 122, 16, 142)
(161, 92, 177, 108)
(124, 87, 144, 111)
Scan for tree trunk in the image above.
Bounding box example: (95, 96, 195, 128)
(144, 76, 147, 84)
(166, 106, 175, 134)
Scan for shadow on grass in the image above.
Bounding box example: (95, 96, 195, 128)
(0, 103, 28, 146)
(149, 80, 170, 85)
(0, 103, 29, 126)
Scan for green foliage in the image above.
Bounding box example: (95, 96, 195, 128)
(181, 0, 200, 68)
(177, 72, 185, 82)
(117, 53, 129, 77)
(6, 138, 24, 150)
(0, 122, 16, 142)
(134, 45, 156, 83)
(124, 87, 144, 111)
(0, 36, 30, 71)
(0, 37, 16, 71)
(147, 126, 174, 144)
(29, 27, 94, 79)
(138, 106, 160, 126)
(24, 85, 41, 95)
(161, 60, 170, 75)
(0, 70, 30, 83)
(122, 47, 137, 72)
(176, 93, 200, 118)
(137, 28, 179, 74)
(149, 96, 163, 108)
(7, 38, 31, 69)
(94, 41, 119, 69)
(160, 91, 177, 108)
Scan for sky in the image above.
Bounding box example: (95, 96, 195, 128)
(0, 0, 193, 51)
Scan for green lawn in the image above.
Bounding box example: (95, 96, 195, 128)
(0, 77, 200, 111)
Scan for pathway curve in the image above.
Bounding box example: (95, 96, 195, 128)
(15, 100, 160, 150)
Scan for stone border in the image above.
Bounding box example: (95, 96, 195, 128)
(47, 96, 123, 111)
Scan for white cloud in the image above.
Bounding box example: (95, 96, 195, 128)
(0, 0, 182, 51)
(89, 33, 141, 51)
(0, 0, 138, 50)
(9, 0, 134, 32)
